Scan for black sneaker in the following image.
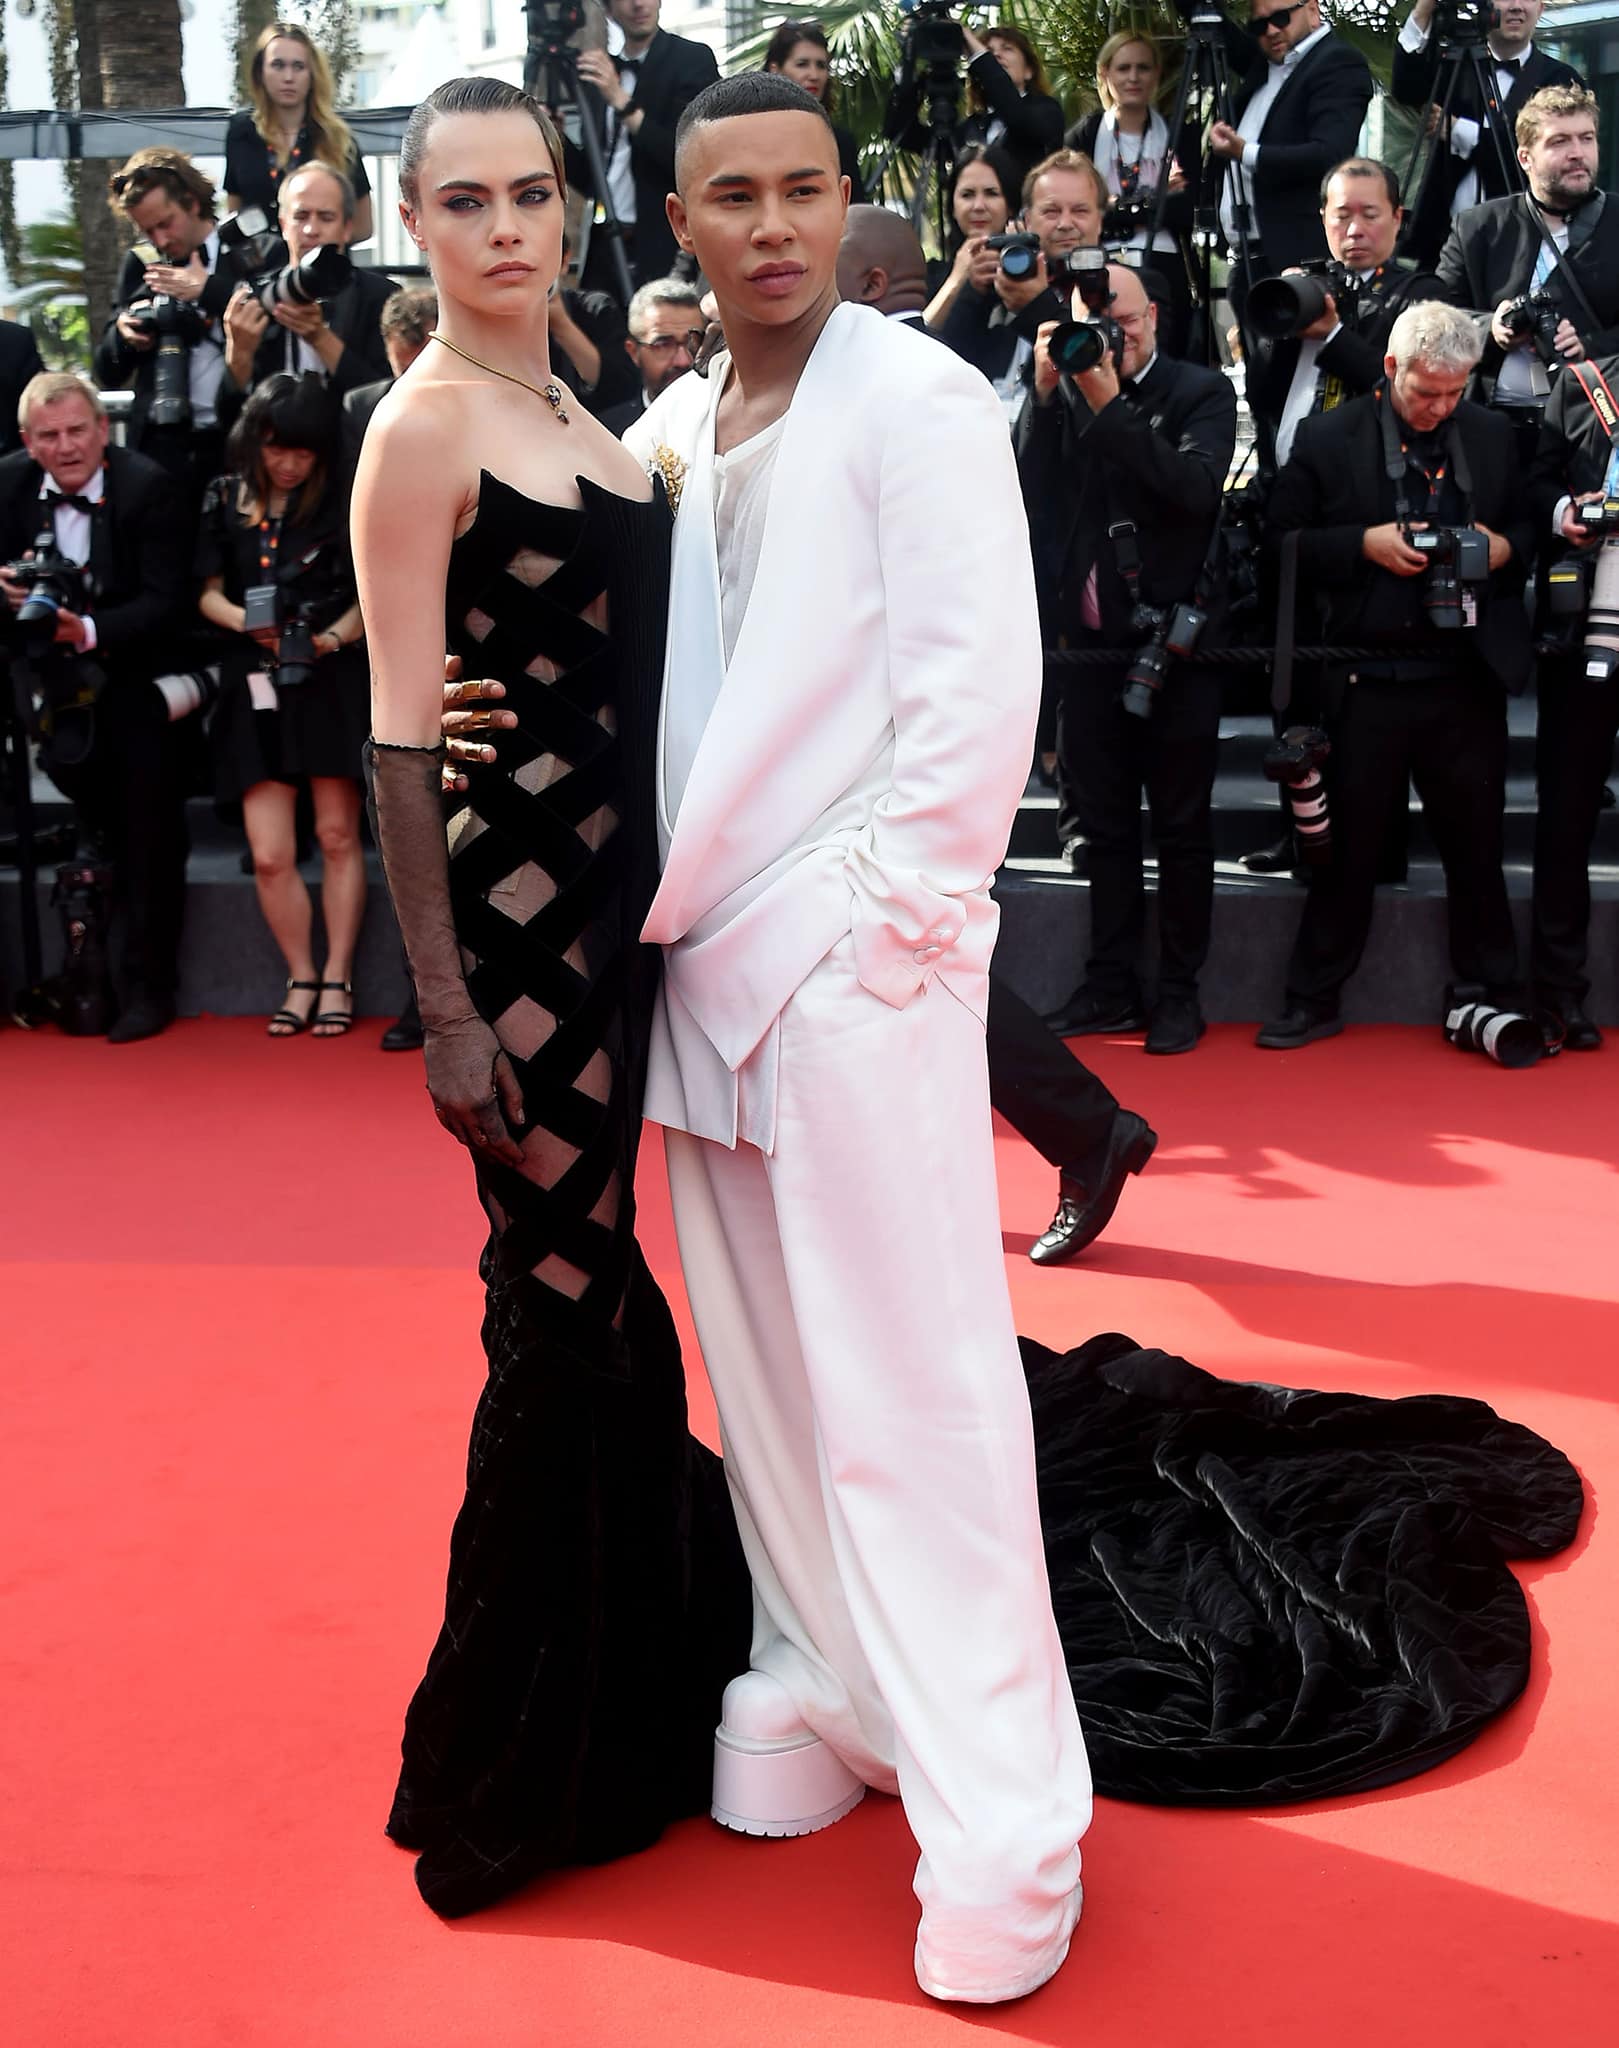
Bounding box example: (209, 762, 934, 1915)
(1255, 1007, 1344, 1050)
(1044, 986, 1147, 1037)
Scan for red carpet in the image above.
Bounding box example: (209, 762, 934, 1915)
(5, 1019, 1616, 2046)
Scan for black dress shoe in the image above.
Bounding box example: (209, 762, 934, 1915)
(1240, 836, 1296, 874)
(1146, 994, 1206, 1055)
(106, 994, 175, 1044)
(1043, 986, 1147, 1037)
(1029, 1112, 1159, 1266)
(1255, 1006, 1344, 1050)
(1541, 1001, 1603, 1053)
(381, 996, 424, 1052)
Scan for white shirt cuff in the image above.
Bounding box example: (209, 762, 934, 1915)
(1244, 140, 1260, 168)
(80, 615, 97, 652)
(1399, 16, 1431, 53)
(1451, 116, 1480, 160)
(1553, 494, 1573, 537)
(1318, 321, 1344, 347)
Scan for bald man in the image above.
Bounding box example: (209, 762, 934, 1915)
(836, 204, 932, 328)
(1016, 261, 1236, 1055)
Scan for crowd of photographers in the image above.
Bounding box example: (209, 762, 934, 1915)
(5, 0, 1619, 1064)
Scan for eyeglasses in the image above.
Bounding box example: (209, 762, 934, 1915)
(1252, 1, 1309, 32)
(635, 330, 706, 355)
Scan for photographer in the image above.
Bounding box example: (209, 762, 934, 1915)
(562, 0, 720, 300)
(0, 374, 191, 1042)
(342, 285, 438, 465)
(1247, 158, 1446, 475)
(935, 149, 1108, 419)
(1258, 301, 1533, 1050)
(1523, 349, 1619, 1050)
(599, 277, 704, 435)
(217, 164, 398, 422)
(1067, 32, 1201, 359)
(1392, 0, 1585, 266)
(1437, 84, 1619, 466)
(885, 18, 1062, 197)
(94, 148, 256, 497)
(920, 144, 1019, 334)
(1204, 0, 1374, 319)
(197, 374, 367, 1039)
(1016, 262, 1238, 1055)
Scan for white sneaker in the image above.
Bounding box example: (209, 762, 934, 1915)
(711, 1671, 866, 1839)
(914, 1879, 1084, 2005)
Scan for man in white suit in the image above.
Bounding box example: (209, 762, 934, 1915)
(622, 74, 1091, 2006)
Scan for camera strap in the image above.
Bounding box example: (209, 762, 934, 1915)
(1568, 359, 1619, 447)
(258, 515, 282, 580)
(1377, 382, 1473, 525)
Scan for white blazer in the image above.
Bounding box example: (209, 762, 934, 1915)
(624, 302, 1040, 1145)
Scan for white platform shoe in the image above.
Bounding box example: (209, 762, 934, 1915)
(914, 1878, 1084, 2005)
(711, 1671, 867, 1838)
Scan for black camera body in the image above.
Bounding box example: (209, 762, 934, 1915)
(1576, 496, 1619, 535)
(986, 230, 1042, 280)
(126, 292, 210, 430)
(4, 537, 88, 657)
(1433, 0, 1502, 47)
(1405, 523, 1492, 629)
(1247, 259, 1362, 342)
(1500, 287, 1562, 367)
(1102, 193, 1155, 244)
(1048, 316, 1127, 378)
(220, 206, 355, 319)
(902, 0, 967, 70)
(1121, 599, 1209, 720)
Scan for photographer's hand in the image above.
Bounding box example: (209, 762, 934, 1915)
(1553, 317, 1586, 363)
(1032, 320, 1062, 402)
(0, 566, 27, 612)
(1561, 490, 1607, 546)
(1209, 121, 1246, 162)
(1490, 299, 1522, 351)
(994, 256, 1050, 314)
(114, 308, 156, 351)
(223, 284, 269, 385)
(51, 607, 91, 653)
(1074, 353, 1122, 416)
(577, 49, 644, 134)
(961, 24, 989, 59)
(143, 252, 208, 303)
(1298, 292, 1340, 341)
(1363, 522, 1430, 575)
(1475, 522, 1513, 573)
(273, 297, 345, 373)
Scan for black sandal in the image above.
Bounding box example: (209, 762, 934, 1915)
(268, 979, 320, 1037)
(312, 979, 355, 1037)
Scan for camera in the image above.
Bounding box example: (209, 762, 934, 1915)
(1576, 496, 1619, 535)
(986, 230, 1042, 279)
(1121, 599, 1209, 720)
(275, 610, 321, 689)
(1583, 534, 1619, 683)
(1444, 983, 1542, 1069)
(1262, 725, 1333, 864)
(1247, 260, 1358, 342)
(1433, 0, 1502, 46)
(1500, 287, 1563, 369)
(1047, 315, 1127, 378)
(4, 537, 89, 658)
(1404, 524, 1491, 629)
(1103, 193, 1155, 244)
(899, 0, 967, 69)
(219, 205, 354, 319)
(125, 292, 209, 430)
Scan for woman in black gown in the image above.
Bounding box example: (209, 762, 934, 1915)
(351, 77, 748, 1918)
(353, 75, 1583, 1926)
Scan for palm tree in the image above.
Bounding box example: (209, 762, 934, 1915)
(7, 210, 89, 368)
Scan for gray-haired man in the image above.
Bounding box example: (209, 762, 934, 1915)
(600, 277, 705, 435)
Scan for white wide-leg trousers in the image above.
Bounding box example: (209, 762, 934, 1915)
(663, 940, 1092, 1989)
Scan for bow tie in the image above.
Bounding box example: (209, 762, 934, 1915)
(1498, 55, 1524, 74)
(49, 493, 97, 515)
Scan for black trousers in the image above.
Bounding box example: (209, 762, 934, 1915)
(44, 677, 190, 1000)
(985, 972, 1120, 1181)
(1531, 649, 1619, 1005)
(1285, 668, 1520, 1013)
(1058, 662, 1221, 1000)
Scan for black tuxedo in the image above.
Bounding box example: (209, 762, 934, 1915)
(1266, 392, 1532, 1013)
(219, 265, 401, 430)
(1437, 190, 1619, 395)
(0, 444, 193, 1001)
(1247, 260, 1446, 474)
(1392, 34, 1585, 265)
(1017, 355, 1237, 1002)
(955, 55, 1065, 193)
(1526, 355, 1619, 1004)
(601, 390, 649, 438)
(1215, 27, 1374, 283)
(0, 319, 45, 456)
(564, 29, 720, 296)
(340, 377, 390, 470)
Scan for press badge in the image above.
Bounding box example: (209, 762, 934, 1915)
(247, 670, 278, 712)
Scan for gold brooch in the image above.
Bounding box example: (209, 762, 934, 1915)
(649, 444, 687, 515)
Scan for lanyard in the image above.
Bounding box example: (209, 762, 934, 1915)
(258, 514, 281, 579)
(1402, 443, 1448, 521)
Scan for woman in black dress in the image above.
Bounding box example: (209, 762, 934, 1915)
(922, 141, 1020, 334)
(761, 21, 864, 192)
(351, 76, 748, 1919)
(224, 20, 373, 245)
(198, 374, 369, 1037)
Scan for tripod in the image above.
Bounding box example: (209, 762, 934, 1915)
(1398, 30, 1525, 254)
(1147, 9, 1258, 368)
(867, 41, 960, 251)
(522, 0, 635, 306)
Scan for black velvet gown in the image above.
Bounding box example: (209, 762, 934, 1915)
(384, 472, 1584, 1920)
(383, 473, 749, 1917)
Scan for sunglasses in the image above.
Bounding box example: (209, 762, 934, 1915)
(1252, 1, 1309, 31)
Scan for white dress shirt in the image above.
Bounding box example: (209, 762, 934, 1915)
(1398, 15, 1531, 215)
(40, 467, 103, 650)
(1274, 266, 1378, 466)
(1219, 23, 1333, 250)
(605, 54, 641, 227)
(1495, 216, 1566, 405)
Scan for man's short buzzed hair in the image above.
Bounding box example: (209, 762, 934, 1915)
(673, 71, 838, 191)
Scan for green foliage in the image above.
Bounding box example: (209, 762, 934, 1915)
(7, 211, 90, 369)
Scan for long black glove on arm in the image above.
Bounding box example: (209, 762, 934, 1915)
(363, 738, 526, 1166)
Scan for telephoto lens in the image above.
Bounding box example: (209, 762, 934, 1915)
(252, 242, 353, 314)
(1247, 269, 1334, 342)
(1443, 984, 1544, 1069)
(1262, 725, 1333, 863)
(1048, 315, 1126, 377)
(1582, 534, 1619, 682)
(1121, 637, 1171, 720)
